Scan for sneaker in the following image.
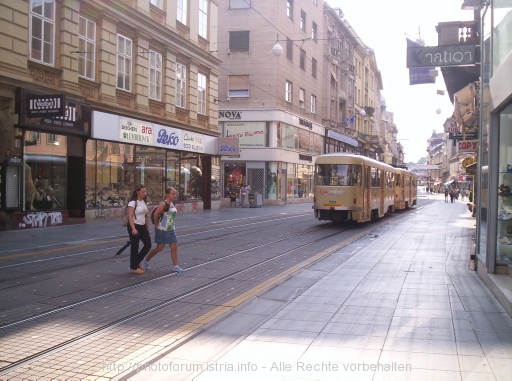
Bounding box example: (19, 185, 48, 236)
(142, 260, 151, 270)
(172, 265, 184, 272)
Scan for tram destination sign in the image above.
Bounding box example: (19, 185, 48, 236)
(406, 45, 476, 68)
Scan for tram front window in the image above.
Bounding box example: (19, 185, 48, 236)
(315, 164, 361, 186)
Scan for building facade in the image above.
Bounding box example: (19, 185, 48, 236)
(436, 0, 512, 315)
(216, 0, 326, 203)
(215, 1, 400, 205)
(0, 0, 222, 229)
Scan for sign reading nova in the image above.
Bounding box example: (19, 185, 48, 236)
(406, 45, 475, 68)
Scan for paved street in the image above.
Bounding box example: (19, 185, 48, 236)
(1, 191, 511, 381)
(123, 192, 512, 381)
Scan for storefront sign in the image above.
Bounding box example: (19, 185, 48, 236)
(224, 121, 265, 147)
(218, 137, 239, 155)
(299, 118, 313, 129)
(327, 130, 358, 147)
(26, 94, 65, 118)
(406, 45, 476, 68)
(457, 140, 478, 153)
(154, 126, 181, 149)
(462, 156, 476, 168)
(299, 154, 313, 162)
(119, 118, 153, 146)
(449, 132, 477, 140)
(219, 111, 242, 120)
(17, 88, 91, 136)
(444, 118, 459, 133)
(182, 131, 204, 153)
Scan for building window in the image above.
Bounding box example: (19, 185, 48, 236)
(230, 0, 250, 8)
(286, 38, 293, 60)
(78, 16, 95, 80)
(150, 0, 163, 8)
(149, 50, 162, 101)
(30, 0, 55, 65)
(311, 94, 316, 114)
(311, 22, 317, 41)
(300, 10, 306, 32)
(299, 88, 305, 109)
(116, 34, 132, 91)
(285, 81, 292, 103)
(47, 133, 58, 145)
(176, 62, 186, 108)
(300, 49, 306, 70)
(312, 58, 317, 78)
(198, 72, 206, 114)
(199, 0, 208, 39)
(229, 31, 249, 52)
(26, 131, 40, 145)
(177, 0, 187, 25)
(228, 75, 249, 97)
(286, 0, 294, 20)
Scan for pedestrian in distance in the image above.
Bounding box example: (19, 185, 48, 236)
(460, 188, 466, 201)
(444, 189, 449, 203)
(449, 189, 455, 203)
(127, 184, 152, 274)
(142, 187, 184, 272)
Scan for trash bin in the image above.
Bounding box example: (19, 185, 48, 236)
(248, 193, 262, 207)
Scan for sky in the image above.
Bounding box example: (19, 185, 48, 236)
(328, 0, 475, 163)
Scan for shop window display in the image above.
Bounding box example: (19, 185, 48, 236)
(24, 131, 67, 210)
(85, 141, 204, 208)
(496, 103, 512, 264)
(224, 162, 246, 198)
(266, 162, 278, 200)
(179, 152, 202, 201)
(211, 157, 221, 199)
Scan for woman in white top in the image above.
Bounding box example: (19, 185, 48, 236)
(127, 184, 151, 274)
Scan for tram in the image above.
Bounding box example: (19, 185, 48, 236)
(313, 153, 417, 223)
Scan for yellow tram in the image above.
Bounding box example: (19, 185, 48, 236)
(313, 153, 417, 223)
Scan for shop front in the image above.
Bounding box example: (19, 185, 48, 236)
(219, 109, 323, 205)
(13, 88, 91, 230)
(88, 111, 220, 222)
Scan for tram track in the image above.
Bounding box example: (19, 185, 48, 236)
(0, 224, 325, 331)
(0, 204, 428, 378)
(0, 212, 312, 264)
(0, 225, 353, 375)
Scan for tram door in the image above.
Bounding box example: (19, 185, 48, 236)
(379, 169, 385, 215)
(363, 165, 371, 221)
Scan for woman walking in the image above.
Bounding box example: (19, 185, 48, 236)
(142, 187, 184, 272)
(127, 184, 151, 274)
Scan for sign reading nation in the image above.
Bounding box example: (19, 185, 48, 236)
(406, 45, 476, 68)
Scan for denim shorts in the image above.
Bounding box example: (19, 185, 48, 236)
(154, 229, 178, 244)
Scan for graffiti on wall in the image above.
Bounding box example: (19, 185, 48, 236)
(19, 211, 63, 229)
(94, 208, 112, 220)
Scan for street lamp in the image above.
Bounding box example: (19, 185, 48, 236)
(272, 34, 283, 57)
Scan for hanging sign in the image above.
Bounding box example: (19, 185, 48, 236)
(457, 140, 478, 153)
(407, 45, 476, 67)
(444, 118, 459, 133)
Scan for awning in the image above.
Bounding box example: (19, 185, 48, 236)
(444, 180, 454, 186)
